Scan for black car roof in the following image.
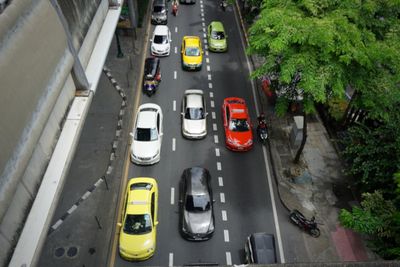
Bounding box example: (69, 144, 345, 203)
(183, 167, 210, 194)
(249, 233, 276, 264)
(144, 57, 159, 77)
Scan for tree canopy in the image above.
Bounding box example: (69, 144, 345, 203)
(248, 0, 400, 120)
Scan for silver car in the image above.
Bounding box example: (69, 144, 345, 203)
(181, 89, 207, 139)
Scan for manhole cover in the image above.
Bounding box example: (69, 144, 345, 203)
(89, 247, 96, 255)
(66, 246, 78, 257)
(54, 247, 65, 258)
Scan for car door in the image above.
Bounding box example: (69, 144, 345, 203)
(181, 95, 187, 122)
(181, 39, 185, 59)
(207, 25, 211, 43)
(157, 109, 163, 144)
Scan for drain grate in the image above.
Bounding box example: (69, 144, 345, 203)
(54, 247, 65, 258)
(66, 246, 78, 258)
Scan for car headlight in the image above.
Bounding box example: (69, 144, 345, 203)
(152, 150, 160, 159)
(227, 137, 237, 145)
(245, 139, 253, 146)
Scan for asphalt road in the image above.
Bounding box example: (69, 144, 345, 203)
(113, 1, 283, 266)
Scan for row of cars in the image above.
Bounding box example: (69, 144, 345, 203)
(118, 1, 276, 263)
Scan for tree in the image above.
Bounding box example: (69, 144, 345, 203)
(247, 0, 400, 160)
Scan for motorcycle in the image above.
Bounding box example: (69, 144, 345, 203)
(143, 80, 158, 96)
(257, 119, 268, 145)
(289, 209, 320, 238)
(172, 3, 178, 16)
(143, 57, 161, 97)
(220, 0, 227, 11)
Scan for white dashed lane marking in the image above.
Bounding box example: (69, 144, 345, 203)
(208, 74, 212, 80)
(175, 26, 178, 33)
(174, 46, 177, 54)
(213, 123, 217, 131)
(202, 17, 205, 21)
(210, 100, 215, 108)
(208, 83, 213, 89)
(222, 210, 227, 221)
(214, 135, 219, 144)
(215, 148, 220, 157)
(203, 28, 206, 33)
(217, 162, 222, 170)
(171, 187, 175, 205)
(226, 252, 232, 265)
(52, 220, 63, 230)
(172, 138, 176, 151)
(205, 44, 208, 50)
(202, 22, 205, 27)
(169, 253, 174, 267)
(173, 100, 176, 111)
(224, 230, 230, 242)
(206, 58, 209, 63)
(67, 205, 78, 214)
(174, 71, 177, 79)
(203, 33, 207, 38)
(218, 176, 223, 186)
(209, 92, 213, 98)
(207, 65, 211, 71)
(220, 192, 225, 203)
(204, 39, 208, 44)
(212, 112, 216, 119)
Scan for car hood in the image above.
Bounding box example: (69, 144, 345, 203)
(120, 231, 154, 253)
(183, 210, 213, 234)
(183, 119, 206, 134)
(131, 140, 159, 158)
(152, 42, 169, 51)
(226, 129, 253, 145)
(183, 55, 202, 65)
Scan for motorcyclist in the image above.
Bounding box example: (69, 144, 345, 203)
(257, 113, 267, 128)
(172, 0, 179, 16)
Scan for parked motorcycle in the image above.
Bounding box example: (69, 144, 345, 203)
(289, 209, 320, 238)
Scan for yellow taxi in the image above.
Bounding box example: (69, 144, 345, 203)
(119, 177, 158, 261)
(181, 36, 203, 70)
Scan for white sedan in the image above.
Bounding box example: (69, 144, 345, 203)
(181, 89, 207, 139)
(151, 25, 171, 56)
(130, 103, 163, 165)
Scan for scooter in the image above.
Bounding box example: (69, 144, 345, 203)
(289, 209, 321, 238)
(257, 120, 268, 145)
(143, 81, 158, 96)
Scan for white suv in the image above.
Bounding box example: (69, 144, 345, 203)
(130, 103, 163, 165)
(151, 25, 171, 56)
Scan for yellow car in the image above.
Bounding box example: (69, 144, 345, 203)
(181, 36, 203, 70)
(119, 177, 159, 261)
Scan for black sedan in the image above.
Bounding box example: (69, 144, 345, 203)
(179, 167, 215, 241)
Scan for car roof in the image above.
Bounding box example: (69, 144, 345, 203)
(183, 167, 210, 195)
(154, 25, 169, 35)
(249, 233, 276, 264)
(210, 21, 224, 31)
(137, 104, 160, 128)
(126, 178, 157, 214)
(184, 36, 201, 47)
(185, 91, 204, 108)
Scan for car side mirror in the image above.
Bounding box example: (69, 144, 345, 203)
(213, 199, 216, 203)
(205, 112, 208, 116)
(179, 199, 183, 203)
(150, 39, 153, 42)
(155, 221, 159, 226)
(117, 222, 122, 227)
(130, 132, 134, 138)
(159, 133, 163, 137)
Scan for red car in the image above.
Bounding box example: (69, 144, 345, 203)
(222, 97, 253, 151)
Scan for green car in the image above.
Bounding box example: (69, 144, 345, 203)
(207, 21, 228, 52)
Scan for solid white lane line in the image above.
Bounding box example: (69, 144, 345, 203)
(172, 138, 176, 151)
(213, 123, 217, 131)
(169, 253, 173, 267)
(233, 5, 286, 263)
(215, 148, 220, 157)
(173, 100, 176, 111)
(207, 65, 211, 71)
(218, 176, 223, 186)
(208, 74, 212, 80)
(209, 92, 214, 98)
(224, 230, 230, 242)
(212, 111, 216, 119)
(174, 71, 177, 79)
(171, 187, 175, 205)
(226, 252, 232, 265)
(206, 58, 209, 63)
(214, 135, 219, 144)
(210, 100, 215, 108)
(220, 192, 225, 203)
(208, 83, 213, 89)
(217, 162, 222, 170)
(174, 46, 177, 54)
(222, 210, 227, 221)
(175, 26, 178, 33)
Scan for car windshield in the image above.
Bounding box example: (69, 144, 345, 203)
(185, 194, 211, 212)
(211, 31, 225, 40)
(185, 107, 204, 120)
(135, 128, 158, 141)
(123, 214, 152, 235)
(185, 47, 200, 56)
(229, 119, 249, 132)
(153, 6, 164, 13)
(154, 34, 168, 44)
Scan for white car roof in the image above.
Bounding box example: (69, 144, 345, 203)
(137, 103, 161, 128)
(154, 25, 169, 35)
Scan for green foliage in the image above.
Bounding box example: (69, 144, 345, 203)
(248, 0, 400, 121)
(326, 97, 348, 121)
(340, 191, 400, 259)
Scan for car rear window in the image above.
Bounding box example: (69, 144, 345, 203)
(131, 182, 153, 190)
(135, 128, 158, 141)
(185, 107, 205, 120)
(211, 31, 225, 40)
